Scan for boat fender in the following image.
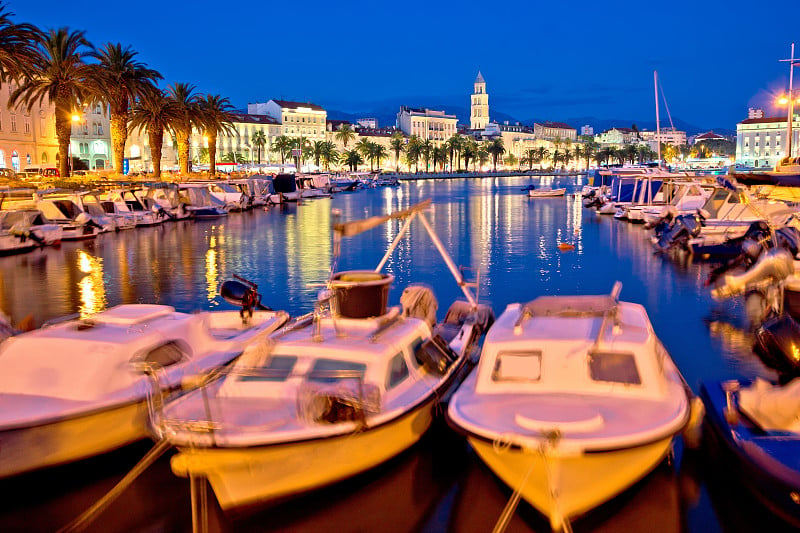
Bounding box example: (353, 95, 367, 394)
(681, 397, 705, 450)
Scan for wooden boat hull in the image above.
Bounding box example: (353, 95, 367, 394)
(528, 188, 566, 198)
(468, 435, 674, 530)
(0, 400, 146, 478)
(169, 396, 438, 510)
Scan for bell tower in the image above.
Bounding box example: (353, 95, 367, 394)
(470, 71, 489, 130)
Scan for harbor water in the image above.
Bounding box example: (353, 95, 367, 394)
(0, 176, 792, 532)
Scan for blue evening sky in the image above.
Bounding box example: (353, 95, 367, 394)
(14, 0, 799, 129)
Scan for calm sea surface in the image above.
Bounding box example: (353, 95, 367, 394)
(0, 176, 792, 532)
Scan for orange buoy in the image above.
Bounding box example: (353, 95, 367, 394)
(557, 242, 575, 251)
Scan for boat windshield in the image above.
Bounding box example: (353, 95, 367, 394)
(587, 351, 641, 385)
(492, 351, 542, 382)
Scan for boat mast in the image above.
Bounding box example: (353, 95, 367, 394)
(654, 71, 661, 169)
(781, 43, 796, 160)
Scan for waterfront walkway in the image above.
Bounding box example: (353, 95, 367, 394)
(388, 170, 589, 180)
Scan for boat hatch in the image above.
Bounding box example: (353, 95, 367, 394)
(587, 350, 641, 385)
(92, 304, 175, 325)
(492, 351, 542, 382)
(132, 340, 190, 368)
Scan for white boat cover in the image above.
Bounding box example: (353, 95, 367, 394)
(739, 377, 800, 432)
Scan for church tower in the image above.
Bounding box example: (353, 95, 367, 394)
(470, 71, 489, 130)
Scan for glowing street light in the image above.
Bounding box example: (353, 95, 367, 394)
(71, 113, 81, 122)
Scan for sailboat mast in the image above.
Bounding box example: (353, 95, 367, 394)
(654, 71, 661, 169)
(788, 43, 795, 160)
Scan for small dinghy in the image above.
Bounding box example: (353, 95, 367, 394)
(0, 287, 289, 478)
(528, 187, 566, 198)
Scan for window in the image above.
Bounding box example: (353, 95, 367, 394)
(135, 341, 189, 368)
(493, 351, 542, 382)
(386, 353, 409, 388)
(10, 113, 16, 132)
(239, 355, 297, 382)
(309, 359, 366, 384)
(588, 351, 640, 385)
(24, 118, 30, 134)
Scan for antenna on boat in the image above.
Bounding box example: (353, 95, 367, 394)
(655, 71, 661, 169)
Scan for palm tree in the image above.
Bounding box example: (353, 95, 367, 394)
(339, 149, 363, 171)
(562, 148, 572, 169)
(0, 4, 40, 85)
(433, 145, 448, 171)
(504, 152, 518, 169)
(552, 149, 561, 170)
(271, 135, 292, 165)
(165, 83, 202, 175)
(10, 28, 93, 179)
(334, 123, 355, 149)
(534, 147, 550, 169)
(446, 135, 462, 171)
(461, 139, 475, 171)
(523, 149, 536, 170)
(355, 138, 372, 162)
(477, 146, 490, 171)
(311, 140, 326, 169)
(319, 140, 338, 171)
(199, 94, 237, 176)
(251, 129, 266, 164)
(405, 135, 422, 172)
(389, 132, 405, 171)
(421, 140, 433, 172)
(583, 141, 598, 169)
(486, 138, 505, 172)
(129, 89, 177, 178)
(87, 43, 162, 174)
(367, 142, 388, 171)
(622, 144, 637, 164)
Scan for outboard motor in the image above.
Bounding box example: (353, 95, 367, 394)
(711, 248, 795, 300)
(753, 314, 800, 382)
(220, 275, 270, 322)
(654, 212, 704, 252)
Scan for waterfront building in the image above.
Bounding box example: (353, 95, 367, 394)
(396, 106, 457, 144)
(0, 83, 58, 172)
(736, 114, 800, 168)
(470, 71, 489, 130)
(595, 127, 638, 147)
(533, 121, 577, 142)
(639, 127, 686, 147)
(357, 118, 378, 129)
(247, 100, 327, 142)
(581, 125, 594, 136)
(748, 107, 765, 119)
(69, 102, 112, 171)
(483, 121, 538, 164)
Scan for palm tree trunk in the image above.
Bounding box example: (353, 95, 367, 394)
(176, 130, 190, 174)
(55, 108, 71, 179)
(208, 130, 218, 176)
(149, 129, 164, 179)
(110, 109, 128, 175)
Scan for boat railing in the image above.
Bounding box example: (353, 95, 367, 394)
(143, 363, 378, 444)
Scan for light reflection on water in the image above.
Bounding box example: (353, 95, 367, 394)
(0, 176, 788, 532)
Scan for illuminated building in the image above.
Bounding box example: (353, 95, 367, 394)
(736, 114, 800, 168)
(470, 71, 489, 130)
(533, 121, 577, 142)
(396, 106, 457, 144)
(248, 100, 327, 141)
(0, 83, 58, 171)
(69, 102, 112, 170)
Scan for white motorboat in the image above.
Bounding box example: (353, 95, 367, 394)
(528, 187, 566, 198)
(0, 209, 63, 248)
(447, 282, 691, 530)
(150, 200, 494, 512)
(177, 184, 228, 219)
(207, 181, 247, 211)
(136, 184, 192, 221)
(102, 188, 165, 227)
(0, 299, 290, 478)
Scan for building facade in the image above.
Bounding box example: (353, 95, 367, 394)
(470, 71, 489, 130)
(248, 100, 327, 142)
(533, 121, 577, 142)
(638, 127, 686, 146)
(736, 114, 800, 168)
(69, 101, 112, 170)
(0, 84, 59, 172)
(396, 106, 457, 144)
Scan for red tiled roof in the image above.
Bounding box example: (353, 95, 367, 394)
(232, 113, 279, 125)
(539, 121, 575, 130)
(695, 131, 725, 140)
(272, 100, 325, 112)
(739, 117, 786, 125)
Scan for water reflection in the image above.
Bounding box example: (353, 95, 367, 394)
(0, 176, 784, 532)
